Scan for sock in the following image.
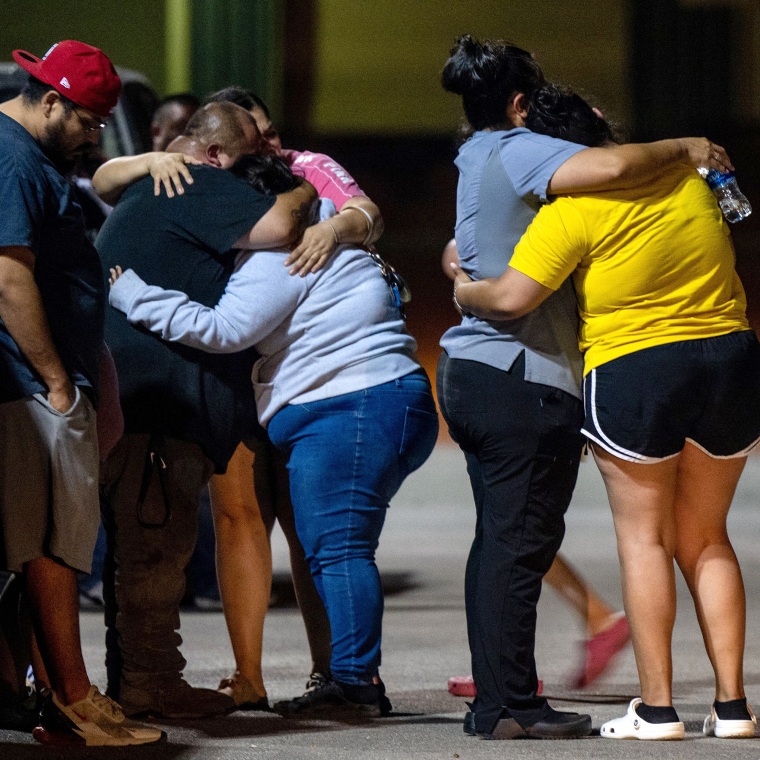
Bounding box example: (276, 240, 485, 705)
(635, 702, 680, 724)
(714, 698, 751, 721)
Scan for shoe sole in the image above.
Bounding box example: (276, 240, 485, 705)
(601, 725, 684, 740)
(466, 714, 592, 740)
(274, 697, 383, 719)
(32, 726, 166, 747)
(704, 717, 756, 738)
(276, 703, 382, 719)
(492, 715, 592, 740)
(123, 697, 238, 720)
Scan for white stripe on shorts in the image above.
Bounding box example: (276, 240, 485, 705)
(583, 369, 676, 464)
(685, 435, 760, 460)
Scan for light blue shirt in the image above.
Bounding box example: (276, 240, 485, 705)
(441, 128, 585, 398)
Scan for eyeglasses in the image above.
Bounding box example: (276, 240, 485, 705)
(73, 109, 108, 134)
(365, 247, 411, 315)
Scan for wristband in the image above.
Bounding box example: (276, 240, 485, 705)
(453, 284, 468, 315)
(341, 205, 375, 245)
(326, 220, 339, 246)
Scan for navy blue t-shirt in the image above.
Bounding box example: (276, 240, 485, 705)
(0, 111, 105, 404)
(97, 165, 275, 472)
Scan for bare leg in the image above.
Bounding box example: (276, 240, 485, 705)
(209, 442, 271, 700)
(673, 443, 747, 702)
(29, 628, 49, 690)
(592, 444, 679, 706)
(23, 557, 90, 704)
(544, 554, 618, 637)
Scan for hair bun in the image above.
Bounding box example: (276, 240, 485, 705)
(441, 35, 545, 130)
(441, 35, 487, 95)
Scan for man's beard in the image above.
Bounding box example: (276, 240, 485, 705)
(38, 117, 79, 174)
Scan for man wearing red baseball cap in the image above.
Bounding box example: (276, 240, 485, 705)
(0, 41, 162, 745)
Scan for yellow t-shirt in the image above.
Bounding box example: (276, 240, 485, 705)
(509, 165, 749, 374)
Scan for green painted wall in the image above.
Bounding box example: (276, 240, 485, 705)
(0, 1, 167, 94)
(190, 0, 283, 115)
(311, 0, 630, 135)
(5, 0, 760, 135)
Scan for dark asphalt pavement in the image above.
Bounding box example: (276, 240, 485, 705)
(4, 447, 760, 758)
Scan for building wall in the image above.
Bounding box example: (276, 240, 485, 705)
(311, 0, 631, 135)
(0, 1, 167, 93)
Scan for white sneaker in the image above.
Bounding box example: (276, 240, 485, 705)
(703, 704, 757, 738)
(600, 698, 684, 740)
(33, 686, 165, 746)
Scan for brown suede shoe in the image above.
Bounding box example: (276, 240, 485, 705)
(118, 675, 235, 719)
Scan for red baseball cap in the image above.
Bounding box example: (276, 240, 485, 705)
(13, 40, 122, 119)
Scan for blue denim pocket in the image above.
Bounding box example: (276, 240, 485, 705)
(399, 405, 438, 477)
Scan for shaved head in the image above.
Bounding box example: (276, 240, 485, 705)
(169, 101, 265, 168)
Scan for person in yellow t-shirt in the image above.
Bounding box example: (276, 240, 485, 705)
(453, 85, 760, 742)
(509, 164, 749, 374)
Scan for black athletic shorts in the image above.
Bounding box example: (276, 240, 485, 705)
(581, 330, 760, 462)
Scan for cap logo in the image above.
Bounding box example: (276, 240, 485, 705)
(12, 40, 122, 118)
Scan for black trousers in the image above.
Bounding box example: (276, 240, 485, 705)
(437, 352, 584, 733)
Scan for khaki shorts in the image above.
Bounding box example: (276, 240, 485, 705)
(0, 387, 100, 573)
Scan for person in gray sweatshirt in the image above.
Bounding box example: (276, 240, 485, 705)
(108, 155, 438, 717)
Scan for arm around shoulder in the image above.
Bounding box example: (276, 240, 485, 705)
(92, 152, 195, 204)
(547, 137, 734, 194)
(235, 180, 318, 250)
(92, 154, 157, 205)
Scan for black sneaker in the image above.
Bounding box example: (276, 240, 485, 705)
(0, 686, 39, 733)
(273, 676, 391, 718)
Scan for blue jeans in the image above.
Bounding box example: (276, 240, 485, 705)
(268, 370, 438, 685)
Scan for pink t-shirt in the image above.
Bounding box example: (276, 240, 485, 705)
(283, 149, 365, 210)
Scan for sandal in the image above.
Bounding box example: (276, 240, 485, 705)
(703, 704, 757, 738)
(217, 673, 271, 711)
(601, 698, 684, 740)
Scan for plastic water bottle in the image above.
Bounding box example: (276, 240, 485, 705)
(698, 168, 752, 223)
